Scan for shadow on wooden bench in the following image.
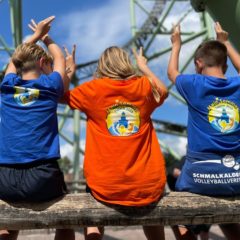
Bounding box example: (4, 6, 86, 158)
(1, 192, 240, 230)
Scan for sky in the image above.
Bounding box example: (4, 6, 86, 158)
(0, 0, 238, 161)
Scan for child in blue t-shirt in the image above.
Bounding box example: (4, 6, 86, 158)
(168, 22, 240, 240)
(0, 17, 74, 240)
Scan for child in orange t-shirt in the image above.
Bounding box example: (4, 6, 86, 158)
(64, 46, 168, 240)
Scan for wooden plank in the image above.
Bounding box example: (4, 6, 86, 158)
(0, 192, 240, 230)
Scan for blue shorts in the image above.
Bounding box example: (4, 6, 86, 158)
(176, 155, 240, 196)
(0, 159, 67, 202)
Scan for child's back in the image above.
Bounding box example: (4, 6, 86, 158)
(0, 50, 63, 164)
(167, 22, 240, 240)
(66, 74, 166, 205)
(0, 17, 74, 240)
(168, 24, 240, 197)
(64, 46, 168, 240)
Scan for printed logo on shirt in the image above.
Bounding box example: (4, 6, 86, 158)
(14, 86, 39, 106)
(191, 155, 240, 185)
(106, 102, 140, 136)
(208, 98, 239, 133)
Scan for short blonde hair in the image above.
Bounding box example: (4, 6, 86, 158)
(12, 43, 52, 74)
(95, 46, 137, 79)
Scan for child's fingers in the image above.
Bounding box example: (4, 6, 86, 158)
(176, 24, 180, 33)
(28, 24, 35, 32)
(215, 22, 222, 32)
(63, 46, 70, 56)
(174, 24, 180, 33)
(139, 47, 143, 56)
(31, 19, 38, 28)
(171, 24, 180, 34)
(43, 16, 55, 25)
(214, 22, 219, 32)
(72, 44, 76, 60)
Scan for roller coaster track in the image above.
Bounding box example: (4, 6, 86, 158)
(75, 0, 167, 81)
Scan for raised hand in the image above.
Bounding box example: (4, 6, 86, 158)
(132, 47, 148, 73)
(63, 45, 77, 79)
(215, 22, 228, 43)
(28, 16, 55, 41)
(171, 24, 181, 48)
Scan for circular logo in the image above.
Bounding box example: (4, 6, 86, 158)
(106, 103, 140, 136)
(222, 155, 240, 170)
(208, 99, 239, 133)
(14, 86, 39, 106)
(222, 155, 236, 168)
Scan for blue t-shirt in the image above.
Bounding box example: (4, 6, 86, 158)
(0, 72, 64, 164)
(175, 74, 240, 196)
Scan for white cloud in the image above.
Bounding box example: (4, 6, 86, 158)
(60, 139, 86, 167)
(60, 143, 73, 159)
(54, 1, 132, 62)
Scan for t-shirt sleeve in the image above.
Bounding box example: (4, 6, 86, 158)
(63, 81, 95, 112)
(175, 74, 196, 102)
(44, 71, 64, 97)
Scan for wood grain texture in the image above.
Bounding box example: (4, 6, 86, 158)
(1, 192, 240, 230)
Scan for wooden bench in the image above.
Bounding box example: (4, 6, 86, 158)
(1, 192, 240, 230)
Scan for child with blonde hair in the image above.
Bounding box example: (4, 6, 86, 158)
(63, 46, 168, 240)
(0, 16, 74, 240)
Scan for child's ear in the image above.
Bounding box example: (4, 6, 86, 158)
(195, 59, 204, 74)
(39, 57, 45, 69)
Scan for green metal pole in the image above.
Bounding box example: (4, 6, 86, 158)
(201, 12, 214, 39)
(72, 81, 80, 184)
(130, 0, 137, 37)
(134, 0, 150, 15)
(15, 0, 22, 45)
(9, 0, 16, 47)
(148, 29, 207, 60)
(72, 109, 80, 184)
(9, 0, 22, 47)
(0, 36, 13, 55)
(168, 89, 186, 104)
(58, 105, 71, 131)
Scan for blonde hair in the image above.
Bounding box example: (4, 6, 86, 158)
(12, 43, 52, 74)
(95, 46, 137, 79)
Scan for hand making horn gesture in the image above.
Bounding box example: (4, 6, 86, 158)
(215, 22, 229, 43)
(63, 45, 77, 79)
(132, 47, 148, 73)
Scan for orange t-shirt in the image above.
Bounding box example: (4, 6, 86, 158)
(64, 76, 167, 206)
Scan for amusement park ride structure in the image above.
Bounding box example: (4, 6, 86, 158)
(0, 0, 238, 182)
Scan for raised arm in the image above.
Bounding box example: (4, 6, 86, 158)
(215, 22, 240, 74)
(28, 18, 66, 88)
(64, 45, 76, 80)
(133, 47, 168, 101)
(168, 25, 181, 83)
(59, 45, 77, 94)
(5, 16, 55, 76)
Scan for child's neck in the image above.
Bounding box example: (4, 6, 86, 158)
(22, 71, 40, 80)
(201, 67, 226, 79)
